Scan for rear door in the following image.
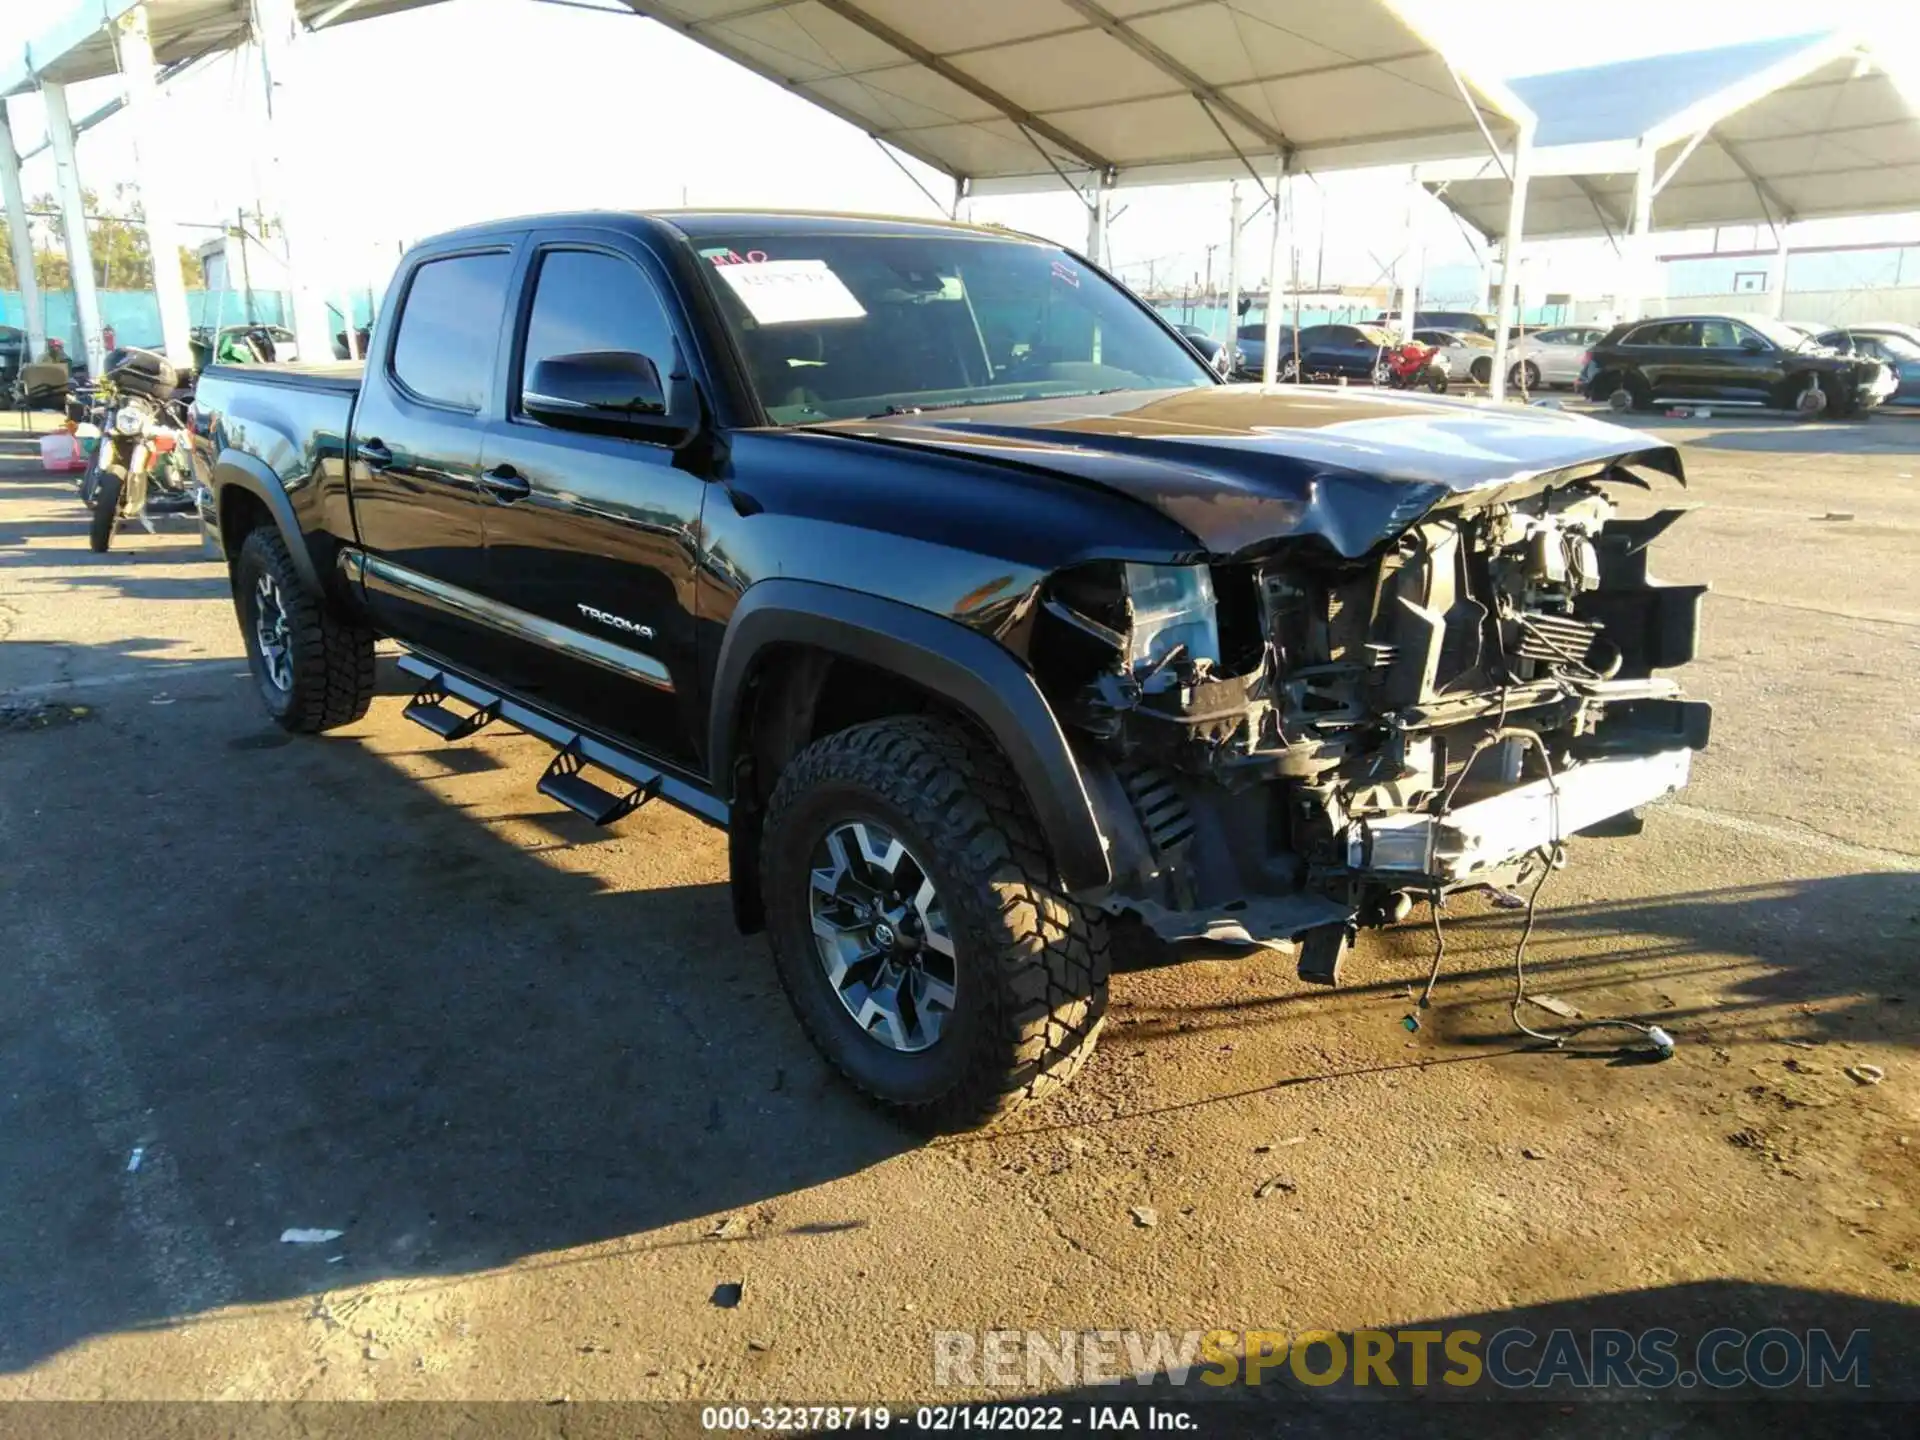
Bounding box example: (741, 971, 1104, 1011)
(474, 232, 712, 770)
(1624, 320, 1698, 398)
(349, 243, 519, 671)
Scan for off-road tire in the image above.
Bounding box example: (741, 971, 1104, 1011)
(234, 527, 376, 732)
(88, 469, 123, 552)
(762, 716, 1110, 1131)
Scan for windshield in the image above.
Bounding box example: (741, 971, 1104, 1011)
(692, 232, 1216, 423)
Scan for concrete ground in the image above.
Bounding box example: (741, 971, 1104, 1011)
(0, 406, 1915, 1420)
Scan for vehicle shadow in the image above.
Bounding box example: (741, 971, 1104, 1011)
(1002, 1281, 1917, 1428)
(1109, 872, 1918, 1060)
(0, 658, 911, 1373)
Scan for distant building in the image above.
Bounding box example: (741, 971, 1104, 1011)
(1659, 240, 1920, 298)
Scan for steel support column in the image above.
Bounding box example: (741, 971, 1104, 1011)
(253, 0, 334, 361)
(1223, 181, 1242, 372)
(1397, 166, 1423, 345)
(116, 5, 195, 369)
(1623, 138, 1656, 323)
(1261, 151, 1289, 385)
(41, 81, 105, 378)
(1488, 126, 1532, 404)
(1771, 229, 1790, 319)
(1085, 170, 1111, 266)
(0, 101, 46, 363)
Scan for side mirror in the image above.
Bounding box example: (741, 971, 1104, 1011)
(524, 350, 694, 444)
(1741, 337, 1767, 354)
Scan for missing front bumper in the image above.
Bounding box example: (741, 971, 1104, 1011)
(1351, 747, 1693, 883)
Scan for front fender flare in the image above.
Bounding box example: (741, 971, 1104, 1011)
(709, 579, 1112, 892)
(212, 450, 323, 597)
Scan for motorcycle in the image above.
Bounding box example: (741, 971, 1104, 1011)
(1377, 340, 1450, 393)
(85, 347, 199, 554)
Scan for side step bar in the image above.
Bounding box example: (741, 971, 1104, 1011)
(396, 653, 729, 830)
(404, 674, 500, 741)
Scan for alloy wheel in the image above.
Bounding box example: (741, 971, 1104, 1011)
(253, 572, 294, 692)
(807, 819, 957, 1053)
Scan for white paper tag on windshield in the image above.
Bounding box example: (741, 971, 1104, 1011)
(715, 259, 866, 326)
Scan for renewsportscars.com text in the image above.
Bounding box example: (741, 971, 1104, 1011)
(932, 1327, 1871, 1392)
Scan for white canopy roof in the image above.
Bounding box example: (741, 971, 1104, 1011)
(625, 0, 1530, 194)
(1, 1, 442, 98)
(1421, 31, 1920, 241)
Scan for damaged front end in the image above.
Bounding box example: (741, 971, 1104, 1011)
(1032, 460, 1710, 983)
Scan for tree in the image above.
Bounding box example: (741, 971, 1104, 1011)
(20, 185, 197, 291)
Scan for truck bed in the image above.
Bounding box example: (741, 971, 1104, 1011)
(203, 360, 363, 394)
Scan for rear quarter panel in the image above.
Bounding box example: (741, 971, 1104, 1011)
(193, 366, 362, 594)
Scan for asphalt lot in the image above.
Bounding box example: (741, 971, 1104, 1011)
(0, 404, 1916, 1420)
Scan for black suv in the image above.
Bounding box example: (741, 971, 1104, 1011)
(1581, 314, 1895, 417)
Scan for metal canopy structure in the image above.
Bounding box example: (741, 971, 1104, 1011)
(0, 1, 440, 97)
(621, 1, 1538, 393)
(1, 0, 438, 373)
(1418, 31, 1920, 318)
(626, 0, 1529, 193)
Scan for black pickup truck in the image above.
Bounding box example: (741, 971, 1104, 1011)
(193, 210, 1710, 1130)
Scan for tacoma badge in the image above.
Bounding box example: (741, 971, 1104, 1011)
(577, 603, 655, 640)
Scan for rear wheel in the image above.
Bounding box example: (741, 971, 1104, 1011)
(233, 527, 376, 732)
(1470, 355, 1492, 386)
(1277, 354, 1299, 383)
(761, 717, 1110, 1131)
(1370, 357, 1392, 387)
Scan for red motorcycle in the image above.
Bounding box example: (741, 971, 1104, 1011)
(1375, 341, 1449, 393)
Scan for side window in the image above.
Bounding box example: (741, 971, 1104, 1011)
(1729, 322, 1774, 350)
(390, 252, 514, 411)
(518, 249, 677, 419)
(1700, 319, 1740, 348)
(1298, 325, 1329, 346)
(1534, 328, 1568, 345)
(1621, 323, 1661, 346)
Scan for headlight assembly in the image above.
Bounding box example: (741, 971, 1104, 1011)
(1124, 563, 1219, 672)
(112, 405, 148, 437)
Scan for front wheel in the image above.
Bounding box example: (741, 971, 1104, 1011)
(1425, 367, 1449, 393)
(1277, 354, 1299, 383)
(233, 527, 376, 732)
(1371, 358, 1392, 387)
(761, 717, 1110, 1131)
(1509, 361, 1541, 391)
(88, 469, 123, 552)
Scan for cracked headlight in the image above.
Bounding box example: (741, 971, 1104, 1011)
(1124, 563, 1219, 671)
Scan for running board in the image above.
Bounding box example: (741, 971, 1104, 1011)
(403, 674, 500, 741)
(538, 741, 662, 826)
(395, 653, 729, 830)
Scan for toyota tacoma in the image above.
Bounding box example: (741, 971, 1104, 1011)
(193, 211, 1710, 1129)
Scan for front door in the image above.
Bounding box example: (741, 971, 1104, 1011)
(1696, 318, 1785, 402)
(349, 245, 518, 672)
(476, 238, 711, 771)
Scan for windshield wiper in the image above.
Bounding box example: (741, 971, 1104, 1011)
(865, 399, 989, 418)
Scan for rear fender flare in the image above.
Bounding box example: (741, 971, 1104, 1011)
(212, 451, 322, 597)
(709, 579, 1112, 892)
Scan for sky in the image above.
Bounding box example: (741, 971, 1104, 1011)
(2, 0, 1916, 306)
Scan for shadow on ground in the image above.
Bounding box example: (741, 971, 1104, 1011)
(0, 652, 910, 1373)
(1006, 1281, 1918, 1434)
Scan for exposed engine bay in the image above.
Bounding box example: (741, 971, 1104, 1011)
(1032, 466, 1711, 981)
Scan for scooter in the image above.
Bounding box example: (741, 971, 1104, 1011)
(86, 348, 199, 554)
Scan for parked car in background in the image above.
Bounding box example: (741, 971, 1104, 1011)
(1172, 322, 1229, 375)
(1581, 313, 1895, 417)
(1413, 328, 1496, 383)
(0, 325, 25, 386)
(1503, 325, 1609, 390)
(1277, 322, 1400, 382)
(1229, 320, 1296, 378)
(1815, 324, 1920, 405)
(1377, 309, 1496, 337)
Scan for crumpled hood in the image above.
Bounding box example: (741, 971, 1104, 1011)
(810, 385, 1684, 558)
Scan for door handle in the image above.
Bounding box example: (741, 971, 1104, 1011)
(480, 463, 531, 500)
(357, 438, 393, 470)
